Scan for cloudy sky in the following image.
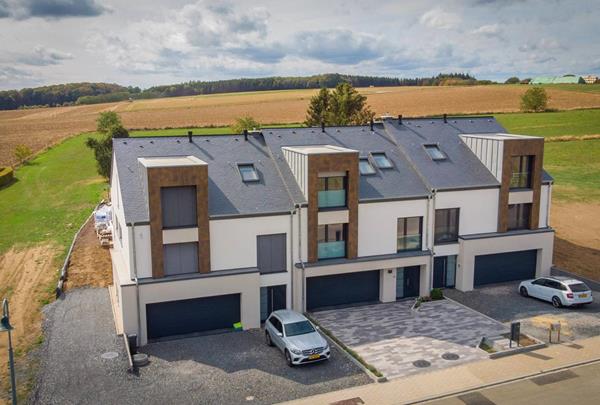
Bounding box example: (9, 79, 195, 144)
(1, 0, 599, 90)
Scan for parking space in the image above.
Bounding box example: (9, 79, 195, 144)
(444, 281, 600, 342)
(311, 300, 507, 379)
(33, 288, 371, 405)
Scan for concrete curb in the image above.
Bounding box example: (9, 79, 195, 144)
(409, 357, 600, 404)
(488, 341, 547, 359)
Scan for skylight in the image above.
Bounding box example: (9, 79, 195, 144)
(359, 158, 376, 175)
(424, 145, 446, 161)
(371, 152, 393, 169)
(238, 164, 259, 182)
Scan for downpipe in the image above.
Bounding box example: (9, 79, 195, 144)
(130, 222, 142, 347)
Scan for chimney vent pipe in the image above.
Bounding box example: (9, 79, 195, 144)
(443, 113, 447, 123)
(321, 122, 325, 133)
(370, 119, 374, 131)
(243, 129, 248, 141)
(187, 131, 192, 143)
(398, 114, 403, 125)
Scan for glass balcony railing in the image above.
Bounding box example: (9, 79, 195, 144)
(510, 172, 531, 189)
(318, 241, 346, 260)
(318, 190, 346, 209)
(397, 234, 422, 252)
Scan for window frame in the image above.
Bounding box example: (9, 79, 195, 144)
(424, 144, 447, 161)
(317, 175, 347, 209)
(510, 155, 533, 190)
(434, 208, 460, 244)
(160, 185, 198, 229)
(396, 216, 423, 252)
(359, 158, 376, 175)
(507, 203, 531, 230)
(238, 163, 260, 182)
(370, 152, 393, 169)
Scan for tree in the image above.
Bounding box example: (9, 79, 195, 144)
(230, 116, 260, 134)
(107, 125, 130, 139)
(305, 88, 330, 126)
(304, 82, 374, 127)
(14, 144, 32, 164)
(96, 111, 122, 134)
(505, 77, 520, 84)
(520, 87, 549, 112)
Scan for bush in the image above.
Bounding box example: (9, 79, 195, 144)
(0, 166, 14, 187)
(520, 87, 549, 112)
(230, 116, 260, 134)
(505, 76, 520, 84)
(107, 125, 130, 139)
(14, 144, 33, 164)
(430, 288, 444, 300)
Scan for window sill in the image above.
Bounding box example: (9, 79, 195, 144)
(509, 188, 532, 192)
(396, 248, 423, 253)
(259, 269, 288, 275)
(162, 225, 198, 230)
(434, 240, 459, 246)
(317, 206, 348, 212)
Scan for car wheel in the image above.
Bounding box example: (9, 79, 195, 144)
(265, 332, 273, 347)
(520, 287, 529, 297)
(552, 296, 563, 308)
(285, 350, 294, 367)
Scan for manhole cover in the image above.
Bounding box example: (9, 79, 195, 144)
(101, 352, 119, 360)
(442, 352, 460, 360)
(413, 360, 431, 368)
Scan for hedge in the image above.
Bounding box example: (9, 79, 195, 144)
(0, 166, 14, 187)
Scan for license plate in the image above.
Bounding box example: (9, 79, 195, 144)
(580, 294, 588, 298)
(308, 354, 320, 360)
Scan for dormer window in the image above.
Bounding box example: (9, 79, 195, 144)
(371, 152, 393, 169)
(359, 158, 376, 175)
(238, 164, 259, 182)
(424, 145, 446, 161)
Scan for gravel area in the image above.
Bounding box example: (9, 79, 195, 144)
(31, 288, 370, 405)
(445, 281, 600, 342)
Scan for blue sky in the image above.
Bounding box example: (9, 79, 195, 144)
(0, 0, 599, 90)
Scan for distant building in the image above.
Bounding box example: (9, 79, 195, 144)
(582, 75, 598, 84)
(530, 75, 585, 84)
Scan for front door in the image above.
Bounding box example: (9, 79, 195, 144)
(433, 256, 457, 289)
(396, 266, 421, 299)
(260, 285, 286, 322)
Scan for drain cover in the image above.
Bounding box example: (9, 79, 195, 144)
(413, 360, 431, 368)
(101, 352, 119, 360)
(442, 352, 460, 361)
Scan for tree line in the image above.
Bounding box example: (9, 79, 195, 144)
(0, 73, 490, 110)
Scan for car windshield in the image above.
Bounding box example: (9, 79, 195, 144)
(284, 320, 315, 337)
(569, 283, 590, 292)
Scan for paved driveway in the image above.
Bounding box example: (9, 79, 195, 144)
(32, 288, 370, 405)
(311, 300, 507, 379)
(445, 280, 600, 342)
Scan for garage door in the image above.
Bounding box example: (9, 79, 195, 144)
(146, 294, 240, 340)
(474, 250, 537, 287)
(307, 270, 380, 311)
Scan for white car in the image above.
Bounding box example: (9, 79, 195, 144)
(519, 276, 593, 308)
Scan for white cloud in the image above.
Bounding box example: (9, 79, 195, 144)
(17, 45, 73, 65)
(471, 24, 501, 37)
(419, 8, 461, 30)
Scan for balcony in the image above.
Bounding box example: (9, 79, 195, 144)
(510, 172, 532, 189)
(397, 234, 422, 252)
(318, 241, 346, 260)
(318, 189, 346, 209)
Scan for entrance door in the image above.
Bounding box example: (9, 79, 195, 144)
(260, 285, 286, 322)
(396, 266, 421, 299)
(433, 256, 457, 289)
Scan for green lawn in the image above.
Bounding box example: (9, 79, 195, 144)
(0, 133, 107, 254)
(540, 83, 600, 94)
(130, 123, 301, 137)
(495, 109, 600, 137)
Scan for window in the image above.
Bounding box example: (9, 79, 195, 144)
(424, 145, 446, 161)
(510, 155, 533, 189)
(397, 217, 422, 251)
(371, 152, 393, 169)
(284, 321, 315, 337)
(532, 278, 547, 286)
(507, 203, 531, 230)
(434, 208, 460, 244)
(161, 186, 197, 229)
(317, 223, 346, 259)
(569, 283, 590, 292)
(238, 163, 259, 182)
(359, 158, 376, 175)
(257, 234, 286, 274)
(163, 242, 198, 276)
(268, 316, 283, 334)
(318, 176, 346, 208)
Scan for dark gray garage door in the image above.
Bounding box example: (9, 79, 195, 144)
(307, 270, 380, 311)
(474, 250, 537, 287)
(147, 294, 240, 340)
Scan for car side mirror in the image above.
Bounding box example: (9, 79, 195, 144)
(315, 326, 320, 330)
(276, 332, 283, 337)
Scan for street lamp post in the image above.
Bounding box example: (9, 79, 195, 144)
(0, 299, 17, 405)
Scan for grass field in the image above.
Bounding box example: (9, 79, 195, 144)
(540, 84, 600, 94)
(130, 123, 298, 137)
(496, 109, 600, 137)
(3, 84, 600, 166)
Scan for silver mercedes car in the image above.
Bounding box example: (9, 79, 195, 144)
(264, 310, 331, 366)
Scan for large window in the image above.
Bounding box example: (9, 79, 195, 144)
(371, 153, 393, 169)
(508, 203, 531, 230)
(238, 163, 259, 182)
(434, 208, 460, 244)
(510, 155, 533, 189)
(397, 217, 422, 251)
(257, 234, 286, 274)
(359, 158, 376, 175)
(318, 176, 346, 209)
(424, 145, 446, 161)
(161, 186, 197, 229)
(317, 224, 346, 259)
(163, 242, 198, 276)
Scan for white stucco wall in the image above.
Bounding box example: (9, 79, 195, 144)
(358, 199, 429, 257)
(435, 188, 499, 237)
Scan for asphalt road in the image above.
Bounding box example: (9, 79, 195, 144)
(426, 361, 600, 405)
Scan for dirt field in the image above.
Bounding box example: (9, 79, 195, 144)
(2, 85, 600, 166)
(63, 218, 112, 291)
(552, 202, 600, 281)
(0, 244, 58, 402)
